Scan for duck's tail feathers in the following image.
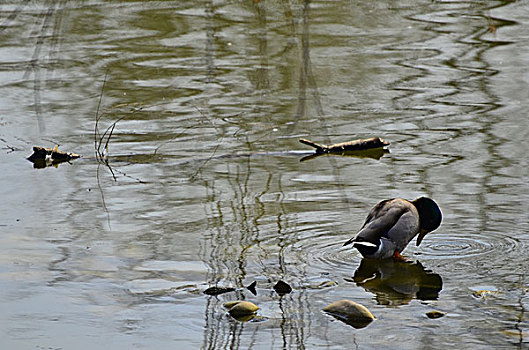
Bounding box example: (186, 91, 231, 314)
(343, 238, 377, 248)
(353, 241, 378, 248)
(343, 238, 355, 246)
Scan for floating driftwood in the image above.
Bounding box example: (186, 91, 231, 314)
(300, 137, 389, 154)
(299, 137, 389, 162)
(27, 146, 81, 168)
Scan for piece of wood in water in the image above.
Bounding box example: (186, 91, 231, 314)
(299, 137, 389, 154)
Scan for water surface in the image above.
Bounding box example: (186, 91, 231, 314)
(1, 0, 529, 349)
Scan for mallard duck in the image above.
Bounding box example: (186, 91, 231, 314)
(343, 197, 442, 259)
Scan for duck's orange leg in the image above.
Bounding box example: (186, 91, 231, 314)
(393, 251, 407, 261)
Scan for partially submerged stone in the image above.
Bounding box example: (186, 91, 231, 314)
(203, 281, 257, 296)
(273, 280, 292, 295)
(203, 286, 236, 296)
(323, 300, 375, 329)
(223, 301, 259, 319)
(426, 310, 446, 319)
(246, 281, 257, 296)
(230, 313, 256, 322)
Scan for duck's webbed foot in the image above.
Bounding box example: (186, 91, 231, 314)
(392, 251, 407, 261)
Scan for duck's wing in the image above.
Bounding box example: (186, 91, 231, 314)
(361, 199, 394, 228)
(344, 199, 410, 246)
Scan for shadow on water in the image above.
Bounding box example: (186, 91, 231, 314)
(299, 147, 389, 162)
(348, 259, 442, 306)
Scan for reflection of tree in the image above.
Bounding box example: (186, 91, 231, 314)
(386, 1, 517, 196)
(4, 0, 67, 133)
(199, 1, 315, 349)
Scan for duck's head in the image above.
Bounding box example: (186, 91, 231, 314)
(412, 197, 442, 246)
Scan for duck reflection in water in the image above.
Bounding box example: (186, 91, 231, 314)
(348, 259, 442, 306)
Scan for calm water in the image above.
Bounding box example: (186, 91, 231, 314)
(1, 0, 529, 349)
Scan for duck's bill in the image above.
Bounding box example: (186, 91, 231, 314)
(416, 228, 428, 246)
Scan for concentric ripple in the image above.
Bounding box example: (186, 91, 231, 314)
(286, 231, 360, 274)
(282, 229, 526, 272)
(418, 232, 523, 260)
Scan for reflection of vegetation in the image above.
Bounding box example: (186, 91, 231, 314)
(200, 2, 315, 347)
(3, 0, 66, 133)
(92, 72, 149, 184)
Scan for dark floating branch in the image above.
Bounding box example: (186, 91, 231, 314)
(299, 137, 389, 154)
(27, 146, 81, 168)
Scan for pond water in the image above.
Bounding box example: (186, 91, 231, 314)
(1, 0, 529, 349)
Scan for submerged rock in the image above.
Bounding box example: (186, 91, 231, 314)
(323, 300, 375, 329)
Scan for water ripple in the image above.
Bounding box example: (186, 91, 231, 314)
(419, 232, 521, 260)
(288, 233, 358, 274)
(285, 229, 524, 272)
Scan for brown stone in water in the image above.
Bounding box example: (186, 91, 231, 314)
(223, 301, 259, 317)
(323, 300, 375, 329)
